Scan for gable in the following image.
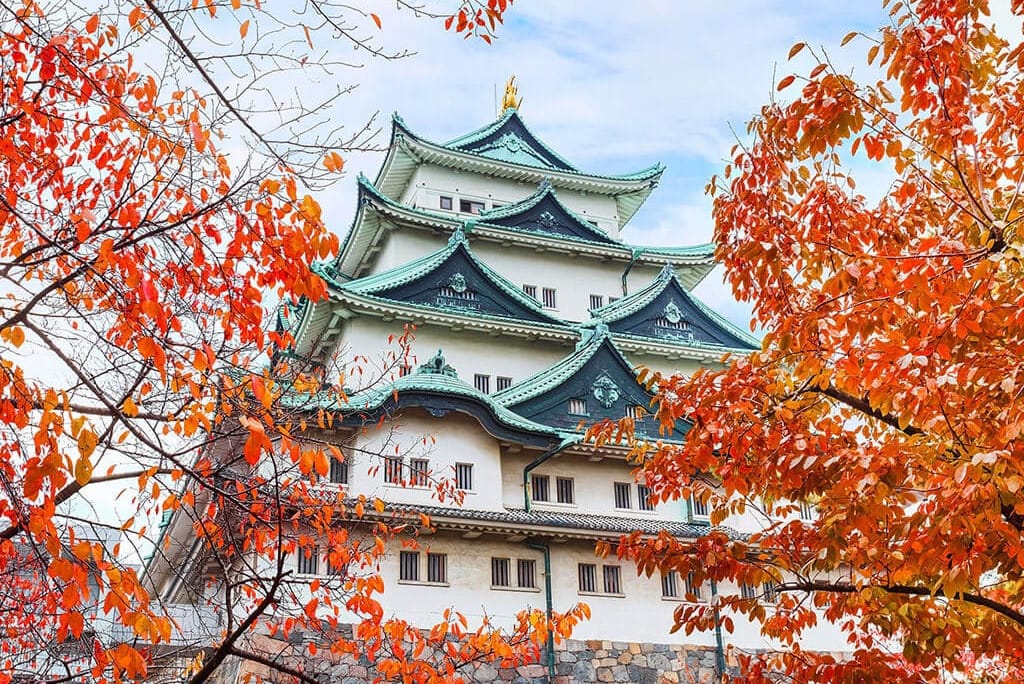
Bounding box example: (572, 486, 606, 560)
(450, 112, 575, 172)
(483, 191, 616, 244)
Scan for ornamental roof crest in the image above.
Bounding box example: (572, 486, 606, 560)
(447, 272, 468, 294)
(418, 349, 458, 378)
(591, 374, 620, 409)
(663, 300, 684, 324)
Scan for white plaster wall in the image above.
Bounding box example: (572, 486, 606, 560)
(370, 228, 447, 274)
(334, 317, 573, 392)
(344, 410, 505, 512)
(403, 164, 621, 238)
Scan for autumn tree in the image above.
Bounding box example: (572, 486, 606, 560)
(0, 1, 588, 683)
(596, 0, 1024, 681)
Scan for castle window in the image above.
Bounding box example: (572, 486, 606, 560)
(578, 563, 597, 593)
(556, 477, 575, 504)
(602, 565, 622, 594)
(531, 474, 550, 502)
(589, 294, 604, 309)
(297, 545, 319, 575)
(496, 376, 512, 391)
(409, 458, 429, 487)
(326, 556, 347, 577)
(568, 398, 587, 415)
(329, 455, 348, 485)
(690, 494, 710, 520)
(799, 501, 817, 520)
(542, 287, 557, 309)
(384, 457, 403, 485)
(614, 482, 632, 509)
(763, 581, 779, 603)
(455, 463, 473, 491)
(399, 551, 419, 582)
(655, 316, 689, 330)
(460, 199, 485, 215)
(492, 558, 510, 587)
(626, 405, 644, 420)
(661, 571, 679, 598)
(474, 374, 490, 393)
(427, 553, 447, 583)
(638, 484, 655, 511)
(740, 582, 757, 600)
(439, 196, 453, 210)
(522, 284, 537, 300)
(517, 559, 536, 588)
(685, 573, 703, 601)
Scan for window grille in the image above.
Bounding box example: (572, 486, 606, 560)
(297, 546, 319, 575)
(655, 317, 689, 330)
(438, 285, 475, 300)
(602, 565, 622, 594)
(427, 553, 447, 583)
(578, 563, 597, 593)
(326, 557, 347, 576)
(763, 582, 778, 603)
(638, 484, 655, 511)
(568, 398, 587, 415)
(626, 405, 644, 420)
(685, 573, 703, 601)
(329, 455, 348, 485)
(384, 457, 403, 485)
(455, 463, 473, 491)
(556, 477, 574, 504)
(473, 374, 491, 393)
(496, 376, 512, 391)
(661, 571, 678, 598)
(399, 551, 419, 582)
(409, 458, 429, 487)
(542, 287, 557, 309)
(589, 294, 604, 309)
(691, 494, 710, 520)
(614, 482, 632, 509)
(522, 284, 537, 300)
(531, 474, 549, 502)
(740, 582, 757, 599)
(799, 501, 817, 520)
(491, 558, 510, 587)
(517, 559, 536, 588)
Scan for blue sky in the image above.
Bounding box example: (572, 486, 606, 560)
(314, 1, 893, 330)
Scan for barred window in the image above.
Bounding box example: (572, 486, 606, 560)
(542, 287, 557, 309)
(568, 398, 587, 415)
(427, 553, 447, 583)
(329, 455, 348, 485)
(409, 458, 429, 487)
(691, 494, 710, 520)
(455, 463, 473, 491)
(517, 559, 536, 589)
(474, 374, 490, 394)
(740, 582, 757, 600)
(637, 484, 655, 511)
(384, 457, 403, 485)
(626, 405, 644, 420)
(491, 558, 510, 587)
(522, 284, 537, 300)
(556, 477, 574, 504)
(602, 565, 622, 594)
(661, 571, 679, 598)
(685, 573, 703, 601)
(531, 474, 550, 502)
(763, 582, 778, 603)
(399, 551, 419, 582)
(326, 556, 347, 577)
(614, 482, 632, 509)
(496, 376, 512, 391)
(297, 546, 319, 575)
(589, 294, 604, 309)
(799, 501, 817, 520)
(578, 563, 597, 593)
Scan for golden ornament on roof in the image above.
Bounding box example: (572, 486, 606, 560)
(501, 75, 522, 112)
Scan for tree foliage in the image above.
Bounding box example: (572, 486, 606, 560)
(0, 1, 597, 682)
(598, 0, 1024, 680)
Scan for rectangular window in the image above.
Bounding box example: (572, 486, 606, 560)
(522, 284, 537, 300)
(439, 195, 453, 210)
(427, 553, 447, 583)
(691, 494, 710, 520)
(398, 364, 411, 377)
(399, 551, 419, 582)
(541, 287, 557, 309)
(614, 482, 632, 509)
(459, 199, 485, 214)
(473, 374, 491, 394)
(556, 477, 574, 504)
(491, 558, 510, 587)
(568, 398, 587, 415)
(740, 582, 757, 600)
(517, 559, 536, 589)
(661, 571, 679, 598)
(329, 455, 348, 485)
(531, 474, 550, 502)
(409, 458, 429, 487)
(626, 405, 644, 420)
(297, 546, 319, 575)
(496, 376, 512, 392)
(384, 457, 403, 485)
(589, 294, 604, 309)
(326, 556, 346, 577)
(799, 501, 817, 520)
(637, 484, 655, 511)
(763, 582, 778, 603)
(491, 202, 504, 209)
(578, 563, 597, 593)
(602, 565, 622, 594)
(455, 463, 473, 491)
(685, 573, 703, 601)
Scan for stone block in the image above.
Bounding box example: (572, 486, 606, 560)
(597, 667, 615, 683)
(573, 660, 596, 681)
(617, 652, 632, 665)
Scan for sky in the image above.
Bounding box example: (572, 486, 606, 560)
(306, 1, 893, 330)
